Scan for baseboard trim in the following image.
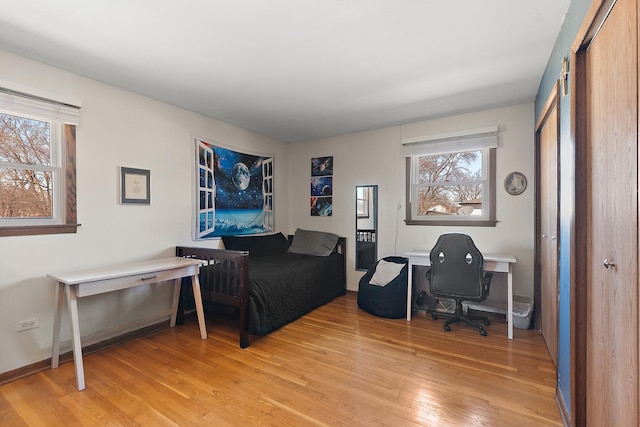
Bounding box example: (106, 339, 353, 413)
(556, 386, 571, 426)
(0, 321, 169, 386)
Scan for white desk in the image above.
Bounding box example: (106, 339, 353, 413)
(405, 250, 517, 339)
(49, 257, 207, 391)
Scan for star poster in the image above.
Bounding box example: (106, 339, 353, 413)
(310, 156, 333, 216)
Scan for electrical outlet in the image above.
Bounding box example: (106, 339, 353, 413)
(17, 318, 39, 331)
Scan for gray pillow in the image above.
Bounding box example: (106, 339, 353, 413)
(287, 228, 340, 256)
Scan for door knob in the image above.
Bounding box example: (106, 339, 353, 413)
(603, 259, 616, 269)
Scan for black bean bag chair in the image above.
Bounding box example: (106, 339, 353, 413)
(357, 256, 408, 318)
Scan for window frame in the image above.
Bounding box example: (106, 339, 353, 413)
(404, 129, 497, 227)
(0, 89, 79, 237)
(356, 186, 370, 219)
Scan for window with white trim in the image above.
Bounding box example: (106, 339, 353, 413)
(404, 126, 497, 227)
(0, 88, 80, 236)
(356, 186, 371, 218)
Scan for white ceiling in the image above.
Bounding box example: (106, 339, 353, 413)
(0, 1, 570, 143)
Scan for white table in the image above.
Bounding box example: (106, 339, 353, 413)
(49, 257, 207, 391)
(405, 249, 517, 339)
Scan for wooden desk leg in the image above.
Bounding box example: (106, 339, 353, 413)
(507, 265, 514, 340)
(191, 275, 208, 339)
(51, 282, 64, 369)
(65, 284, 85, 391)
(170, 278, 181, 327)
(406, 261, 413, 321)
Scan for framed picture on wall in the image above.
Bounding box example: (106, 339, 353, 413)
(504, 171, 527, 196)
(120, 167, 150, 204)
(311, 196, 332, 216)
(311, 156, 333, 176)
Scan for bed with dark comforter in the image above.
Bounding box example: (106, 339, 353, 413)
(176, 229, 346, 348)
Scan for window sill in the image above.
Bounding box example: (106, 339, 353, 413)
(0, 224, 81, 237)
(405, 219, 497, 227)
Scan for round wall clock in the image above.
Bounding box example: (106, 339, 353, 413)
(504, 171, 527, 195)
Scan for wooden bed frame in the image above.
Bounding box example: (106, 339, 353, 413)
(176, 236, 346, 348)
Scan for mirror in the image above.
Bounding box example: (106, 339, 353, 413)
(356, 185, 378, 271)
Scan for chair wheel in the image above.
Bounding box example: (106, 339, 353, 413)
(484, 319, 491, 326)
(431, 313, 439, 320)
(443, 323, 451, 332)
(479, 329, 487, 336)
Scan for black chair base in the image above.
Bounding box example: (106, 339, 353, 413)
(431, 299, 490, 336)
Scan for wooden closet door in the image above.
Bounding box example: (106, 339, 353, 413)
(537, 92, 559, 367)
(583, 0, 638, 423)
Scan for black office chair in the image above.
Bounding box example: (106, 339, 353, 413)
(428, 233, 493, 336)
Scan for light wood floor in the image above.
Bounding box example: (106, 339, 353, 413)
(0, 294, 561, 426)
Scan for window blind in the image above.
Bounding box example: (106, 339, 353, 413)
(402, 125, 498, 157)
(0, 87, 81, 125)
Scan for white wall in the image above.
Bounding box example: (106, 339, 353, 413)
(0, 50, 290, 373)
(288, 104, 535, 303)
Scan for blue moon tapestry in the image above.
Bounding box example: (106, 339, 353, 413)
(195, 139, 274, 238)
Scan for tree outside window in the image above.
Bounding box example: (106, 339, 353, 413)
(415, 150, 483, 216)
(0, 113, 54, 219)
